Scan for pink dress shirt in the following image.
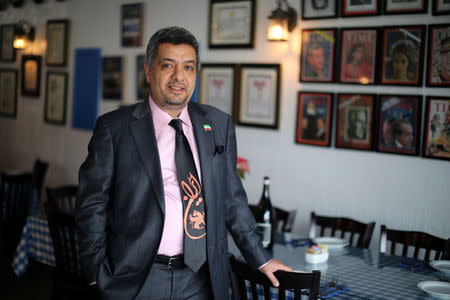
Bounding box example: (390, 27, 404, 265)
(149, 98, 202, 256)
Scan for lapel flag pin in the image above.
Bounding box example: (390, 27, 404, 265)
(203, 124, 212, 131)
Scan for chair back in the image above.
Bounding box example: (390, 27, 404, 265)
(229, 255, 320, 300)
(248, 204, 297, 233)
(46, 185, 78, 215)
(308, 211, 375, 249)
(379, 225, 450, 261)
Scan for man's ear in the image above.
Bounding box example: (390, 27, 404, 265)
(144, 63, 151, 84)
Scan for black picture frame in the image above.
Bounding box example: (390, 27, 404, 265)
(383, 0, 428, 14)
(136, 54, 147, 100)
(121, 2, 143, 47)
(102, 56, 123, 100)
(432, 0, 450, 15)
(0, 24, 16, 62)
(426, 24, 450, 87)
(422, 96, 450, 160)
(380, 25, 425, 86)
(300, 28, 337, 83)
(44, 71, 68, 125)
(342, 0, 380, 17)
(301, 0, 338, 20)
(46, 19, 70, 67)
(208, 0, 255, 48)
(0, 68, 18, 118)
(21, 55, 42, 97)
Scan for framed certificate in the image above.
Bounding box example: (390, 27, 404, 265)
(46, 19, 69, 67)
(0, 69, 18, 118)
(44, 71, 68, 125)
(21, 55, 42, 97)
(209, 0, 255, 48)
(238, 64, 280, 129)
(0, 24, 16, 62)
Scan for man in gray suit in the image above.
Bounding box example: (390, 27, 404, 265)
(76, 26, 291, 300)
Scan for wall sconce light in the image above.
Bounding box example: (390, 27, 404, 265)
(267, 0, 297, 41)
(14, 20, 35, 49)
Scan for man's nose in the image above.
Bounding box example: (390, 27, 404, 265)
(171, 67, 184, 81)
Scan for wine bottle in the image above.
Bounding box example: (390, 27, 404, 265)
(255, 176, 274, 250)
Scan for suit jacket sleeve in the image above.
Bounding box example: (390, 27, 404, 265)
(223, 117, 272, 269)
(75, 116, 114, 283)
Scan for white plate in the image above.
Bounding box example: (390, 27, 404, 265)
(417, 281, 450, 299)
(430, 260, 450, 276)
(312, 237, 349, 249)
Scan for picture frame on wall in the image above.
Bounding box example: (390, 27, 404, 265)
(0, 24, 16, 62)
(208, 0, 255, 48)
(121, 2, 143, 47)
(300, 28, 336, 83)
(238, 64, 280, 129)
(199, 63, 237, 117)
(422, 96, 450, 160)
(21, 55, 42, 97)
(335, 93, 375, 150)
(432, 0, 450, 15)
(44, 72, 67, 125)
(342, 0, 380, 17)
(376, 94, 422, 156)
(426, 24, 450, 87)
(46, 19, 69, 67)
(380, 26, 425, 86)
(0, 69, 18, 118)
(296, 92, 333, 147)
(383, 0, 428, 14)
(102, 56, 123, 100)
(136, 54, 147, 100)
(301, 0, 338, 20)
(338, 27, 378, 85)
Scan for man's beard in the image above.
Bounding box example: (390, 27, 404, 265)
(161, 94, 189, 111)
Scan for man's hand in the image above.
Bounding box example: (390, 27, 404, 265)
(259, 259, 293, 287)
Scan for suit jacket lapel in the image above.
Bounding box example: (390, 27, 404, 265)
(129, 102, 165, 214)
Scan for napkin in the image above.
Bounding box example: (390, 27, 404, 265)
(318, 284, 350, 299)
(397, 257, 426, 271)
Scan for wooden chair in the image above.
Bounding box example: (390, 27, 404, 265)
(30, 159, 48, 215)
(248, 204, 297, 233)
(46, 185, 78, 215)
(229, 255, 320, 300)
(379, 225, 450, 261)
(308, 211, 375, 249)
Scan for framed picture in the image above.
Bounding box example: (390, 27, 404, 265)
(342, 0, 380, 17)
(121, 3, 143, 47)
(432, 0, 450, 15)
(301, 0, 338, 19)
(102, 56, 123, 100)
(199, 63, 237, 117)
(383, 0, 427, 14)
(300, 28, 336, 83)
(44, 72, 67, 125)
(422, 96, 450, 160)
(380, 26, 425, 86)
(338, 28, 378, 85)
(0, 24, 16, 62)
(136, 54, 147, 100)
(0, 69, 18, 118)
(208, 0, 255, 48)
(296, 92, 333, 147)
(46, 19, 69, 67)
(335, 94, 375, 150)
(21, 55, 42, 97)
(426, 24, 450, 87)
(376, 94, 421, 155)
(238, 64, 280, 129)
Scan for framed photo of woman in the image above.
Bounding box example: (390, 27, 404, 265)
(335, 93, 375, 150)
(383, 0, 428, 14)
(300, 28, 336, 83)
(426, 24, 450, 87)
(342, 0, 380, 17)
(296, 92, 333, 147)
(376, 94, 422, 156)
(422, 96, 450, 160)
(301, 0, 338, 20)
(338, 28, 378, 85)
(432, 0, 450, 15)
(380, 26, 425, 86)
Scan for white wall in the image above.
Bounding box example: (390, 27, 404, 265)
(1, 0, 449, 249)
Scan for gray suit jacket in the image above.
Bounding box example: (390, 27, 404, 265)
(75, 101, 271, 300)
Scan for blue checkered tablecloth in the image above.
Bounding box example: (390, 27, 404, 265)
(12, 216, 55, 276)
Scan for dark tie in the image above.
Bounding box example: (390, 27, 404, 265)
(169, 119, 206, 273)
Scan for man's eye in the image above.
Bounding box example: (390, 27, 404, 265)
(185, 65, 194, 71)
(162, 64, 172, 69)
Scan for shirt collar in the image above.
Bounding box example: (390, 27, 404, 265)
(148, 95, 193, 136)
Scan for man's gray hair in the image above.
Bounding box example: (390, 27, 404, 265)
(145, 26, 200, 72)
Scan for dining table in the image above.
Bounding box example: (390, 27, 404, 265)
(228, 233, 449, 299)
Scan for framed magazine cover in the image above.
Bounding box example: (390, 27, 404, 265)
(383, 0, 428, 14)
(238, 64, 280, 129)
(380, 26, 425, 86)
(376, 94, 422, 155)
(296, 92, 333, 147)
(300, 28, 336, 83)
(426, 24, 450, 87)
(338, 28, 378, 85)
(0, 69, 18, 118)
(342, 0, 380, 17)
(422, 96, 450, 160)
(102, 56, 123, 100)
(335, 93, 375, 150)
(44, 71, 67, 125)
(121, 3, 143, 47)
(199, 63, 237, 117)
(432, 0, 450, 15)
(21, 55, 42, 97)
(208, 0, 255, 48)
(301, 0, 338, 19)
